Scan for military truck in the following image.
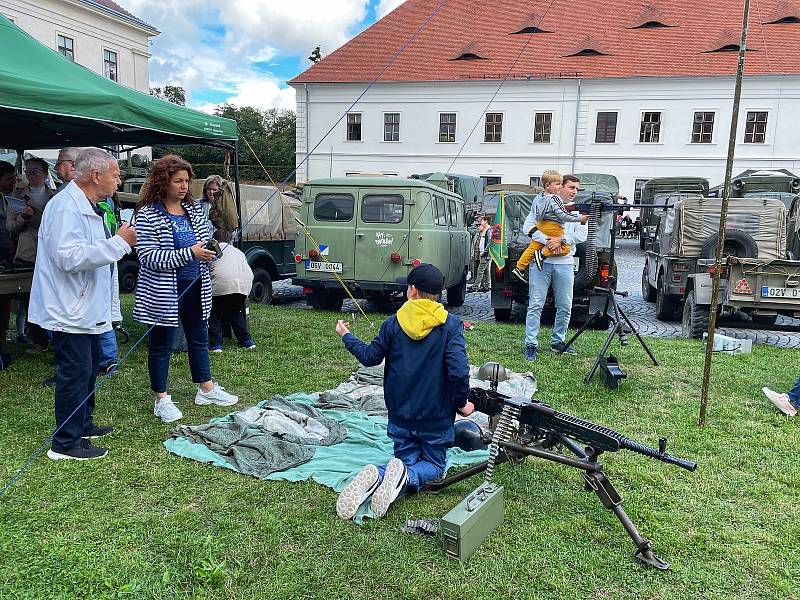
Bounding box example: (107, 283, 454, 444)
(639, 177, 709, 250)
(641, 195, 800, 336)
(489, 173, 619, 325)
(709, 169, 800, 206)
(292, 174, 470, 310)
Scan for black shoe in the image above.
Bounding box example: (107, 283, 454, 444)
(83, 425, 114, 439)
(551, 341, 577, 356)
(47, 439, 108, 461)
(43, 375, 56, 388)
(99, 362, 119, 376)
(524, 344, 538, 361)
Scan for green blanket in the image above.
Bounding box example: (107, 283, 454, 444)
(164, 393, 489, 522)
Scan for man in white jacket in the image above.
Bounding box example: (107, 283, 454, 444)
(29, 148, 136, 460)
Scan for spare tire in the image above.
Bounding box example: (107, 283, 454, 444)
(700, 229, 758, 259)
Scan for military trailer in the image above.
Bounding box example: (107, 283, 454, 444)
(641, 195, 800, 337)
(489, 173, 619, 325)
(639, 177, 709, 250)
(292, 175, 470, 310)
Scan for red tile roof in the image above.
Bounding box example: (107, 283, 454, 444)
(290, 0, 800, 84)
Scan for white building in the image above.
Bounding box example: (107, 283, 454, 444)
(0, 0, 157, 94)
(290, 0, 800, 200)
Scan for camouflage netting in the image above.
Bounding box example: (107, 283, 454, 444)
(665, 196, 787, 259)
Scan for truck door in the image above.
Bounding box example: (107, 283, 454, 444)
(303, 190, 357, 282)
(354, 188, 411, 283)
(446, 196, 468, 285)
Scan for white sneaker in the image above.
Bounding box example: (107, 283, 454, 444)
(195, 383, 238, 407)
(154, 395, 183, 423)
(336, 464, 380, 520)
(370, 458, 408, 518)
(762, 387, 797, 417)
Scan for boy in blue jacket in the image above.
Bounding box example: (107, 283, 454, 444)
(335, 263, 474, 520)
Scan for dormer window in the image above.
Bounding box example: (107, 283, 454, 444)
(709, 44, 745, 53)
(449, 43, 489, 61)
(706, 29, 755, 53)
(764, 1, 800, 23)
(567, 48, 608, 57)
(511, 12, 552, 35)
(630, 20, 672, 28)
(564, 36, 609, 57)
(511, 26, 552, 34)
(627, 3, 676, 29)
(765, 15, 800, 23)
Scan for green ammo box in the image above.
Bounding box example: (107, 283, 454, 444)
(441, 483, 504, 562)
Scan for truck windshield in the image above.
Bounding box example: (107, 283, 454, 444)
(743, 191, 795, 209)
(314, 193, 354, 221)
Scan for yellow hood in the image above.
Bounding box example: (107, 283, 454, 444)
(396, 299, 448, 340)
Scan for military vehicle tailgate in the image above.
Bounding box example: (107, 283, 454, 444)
(724, 257, 800, 309)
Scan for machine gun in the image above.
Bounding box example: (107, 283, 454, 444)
(427, 364, 697, 570)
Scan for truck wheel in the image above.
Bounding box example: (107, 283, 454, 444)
(682, 289, 709, 339)
(494, 307, 512, 322)
(655, 275, 678, 321)
(322, 291, 344, 311)
(700, 229, 758, 259)
(753, 314, 779, 326)
(641, 264, 656, 302)
(446, 270, 467, 307)
(118, 259, 138, 294)
(249, 267, 273, 305)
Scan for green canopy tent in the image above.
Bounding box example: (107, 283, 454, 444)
(0, 14, 238, 151)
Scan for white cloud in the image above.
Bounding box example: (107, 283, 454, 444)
(197, 80, 297, 113)
(122, 0, 374, 112)
(376, 0, 406, 18)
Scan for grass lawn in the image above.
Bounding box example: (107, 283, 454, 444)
(1, 298, 799, 599)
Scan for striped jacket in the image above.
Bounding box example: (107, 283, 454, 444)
(132, 201, 213, 326)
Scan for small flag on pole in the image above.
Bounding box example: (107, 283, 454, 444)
(489, 191, 508, 269)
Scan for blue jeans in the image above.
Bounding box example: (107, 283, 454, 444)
(378, 422, 455, 491)
(52, 331, 100, 452)
(98, 329, 118, 369)
(147, 279, 212, 394)
(525, 261, 574, 347)
(789, 373, 800, 407)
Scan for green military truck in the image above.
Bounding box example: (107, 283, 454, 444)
(292, 174, 470, 310)
(639, 177, 709, 250)
(489, 173, 618, 325)
(641, 195, 800, 336)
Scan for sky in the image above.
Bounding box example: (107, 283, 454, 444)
(124, 0, 407, 114)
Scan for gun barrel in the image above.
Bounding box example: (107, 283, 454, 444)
(619, 438, 697, 471)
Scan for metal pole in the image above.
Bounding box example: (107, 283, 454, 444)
(699, 0, 751, 426)
(232, 142, 242, 247)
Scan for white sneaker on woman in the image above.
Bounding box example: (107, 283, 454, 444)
(195, 383, 238, 407)
(154, 395, 183, 423)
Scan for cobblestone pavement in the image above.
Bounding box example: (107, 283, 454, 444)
(271, 237, 800, 348)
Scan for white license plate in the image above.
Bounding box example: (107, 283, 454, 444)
(305, 260, 342, 273)
(761, 286, 800, 299)
(573, 257, 580, 272)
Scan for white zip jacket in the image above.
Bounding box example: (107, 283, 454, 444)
(28, 181, 131, 334)
(210, 245, 254, 297)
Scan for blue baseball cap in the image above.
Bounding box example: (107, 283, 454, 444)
(396, 263, 444, 294)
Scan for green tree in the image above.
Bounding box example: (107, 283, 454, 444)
(149, 85, 186, 105)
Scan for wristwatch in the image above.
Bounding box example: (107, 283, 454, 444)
(560, 236, 567, 245)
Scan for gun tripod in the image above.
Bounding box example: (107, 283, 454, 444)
(559, 277, 658, 385)
(424, 419, 671, 569)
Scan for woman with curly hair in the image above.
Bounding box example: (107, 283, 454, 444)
(133, 155, 238, 423)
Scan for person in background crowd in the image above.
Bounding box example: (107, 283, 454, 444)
(0, 161, 17, 352)
(471, 216, 492, 293)
(55, 147, 80, 192)
(96, 193, 121, 375)
(200, 175, 223, 222)
(8, 157, 53, 351)
(29, 147, 136, 460)
(208, 229, 255, 352)
(133, 155, 238, 424)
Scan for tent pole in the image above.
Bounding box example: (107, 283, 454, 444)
(699, 0, 751, 427)
(233, 142, 242, 247)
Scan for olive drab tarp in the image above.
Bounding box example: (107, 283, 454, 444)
(667, 196, 788, 260)
(0, 14, 237, 149)
(238, 186, 301, 242)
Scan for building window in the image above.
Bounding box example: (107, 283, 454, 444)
(103, 49, 118, 82)
(595, 111, 618, 143)
(57, 35, 74, 61)
(691, 112, 715, 143)
(346, 113, 362, 141)
(383, 113, 400, 142)
(481, 176, 502, 187)
(744, 111, 768, 143)
(484, 113, 503, 142)
(532, 112, 552, 143)
(439, 113, 457, 143)
(633, 178, 649, 202)
(639, 112, 661, 143)
(530, 176, 542, 187)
